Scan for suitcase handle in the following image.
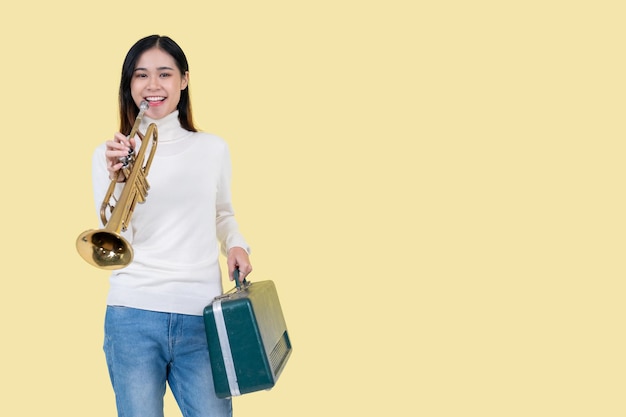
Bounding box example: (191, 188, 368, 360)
(233, 268, 249, 291)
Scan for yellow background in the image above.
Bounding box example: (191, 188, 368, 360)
(1, 1, 624, 416)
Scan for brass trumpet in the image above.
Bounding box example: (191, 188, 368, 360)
(76, 101, 158, 270)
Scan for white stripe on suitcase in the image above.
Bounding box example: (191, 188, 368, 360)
(212, 299, 241, 396)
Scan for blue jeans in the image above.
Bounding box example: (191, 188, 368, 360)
(104, 306, 232, 417)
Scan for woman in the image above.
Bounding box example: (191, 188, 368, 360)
(90, 34, 252, 417)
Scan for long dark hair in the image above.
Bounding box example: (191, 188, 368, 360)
(118, 35, 197, 133)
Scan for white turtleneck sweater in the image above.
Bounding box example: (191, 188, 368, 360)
(91, 111, 250, 316)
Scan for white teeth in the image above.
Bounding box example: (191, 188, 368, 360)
(145, 96, 165, 102)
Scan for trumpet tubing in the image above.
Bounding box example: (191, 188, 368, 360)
(76, 102, 158, 270)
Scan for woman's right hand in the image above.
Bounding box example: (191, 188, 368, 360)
(105, 132, 136, 182)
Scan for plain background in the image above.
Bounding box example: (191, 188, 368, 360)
(1, 1, 625, 416)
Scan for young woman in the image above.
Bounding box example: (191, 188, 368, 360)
(90, 34, 252, 417)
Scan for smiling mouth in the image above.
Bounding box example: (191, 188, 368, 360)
(145, 96, 166, 104)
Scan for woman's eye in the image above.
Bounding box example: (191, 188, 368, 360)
(160, 73, 171, 78)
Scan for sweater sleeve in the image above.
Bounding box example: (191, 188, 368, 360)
(215, 142, 250, 256)
(91, 144, 111, 227)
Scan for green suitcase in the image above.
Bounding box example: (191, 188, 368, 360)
(203, 272, 292, 398)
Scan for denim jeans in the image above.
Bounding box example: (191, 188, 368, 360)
(104, 306, 232, 417)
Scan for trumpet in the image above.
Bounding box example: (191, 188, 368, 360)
(76, 101, 158, 270)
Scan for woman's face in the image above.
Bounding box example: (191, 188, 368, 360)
(130, 47, 189, 120)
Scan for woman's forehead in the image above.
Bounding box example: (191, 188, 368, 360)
(135, 48, 177, 69)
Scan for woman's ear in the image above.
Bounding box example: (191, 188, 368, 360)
(181, 71, 189, 90)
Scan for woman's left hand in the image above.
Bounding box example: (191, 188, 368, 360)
(227, 247, 252, 282)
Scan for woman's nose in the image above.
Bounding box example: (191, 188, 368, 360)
(148, 76, 160, 89)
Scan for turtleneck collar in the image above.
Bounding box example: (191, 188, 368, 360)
(140, 110, 191, 143)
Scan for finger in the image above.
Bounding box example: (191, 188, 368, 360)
(113, 133, 130, 148)
(107, 162, 123, 180)
(226, 260, 237, 281)
(105, 148, 130, 159)
(108, 161, 123, 172)
(238, 264, 252, 280)
(105, 142, 130, 155)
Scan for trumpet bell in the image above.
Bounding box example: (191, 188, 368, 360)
(76, 229, 134, 270)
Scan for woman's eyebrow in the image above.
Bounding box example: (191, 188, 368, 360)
(134, 66, 175, 72)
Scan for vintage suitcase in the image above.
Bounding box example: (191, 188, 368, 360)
(203, 271, 292, 398)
